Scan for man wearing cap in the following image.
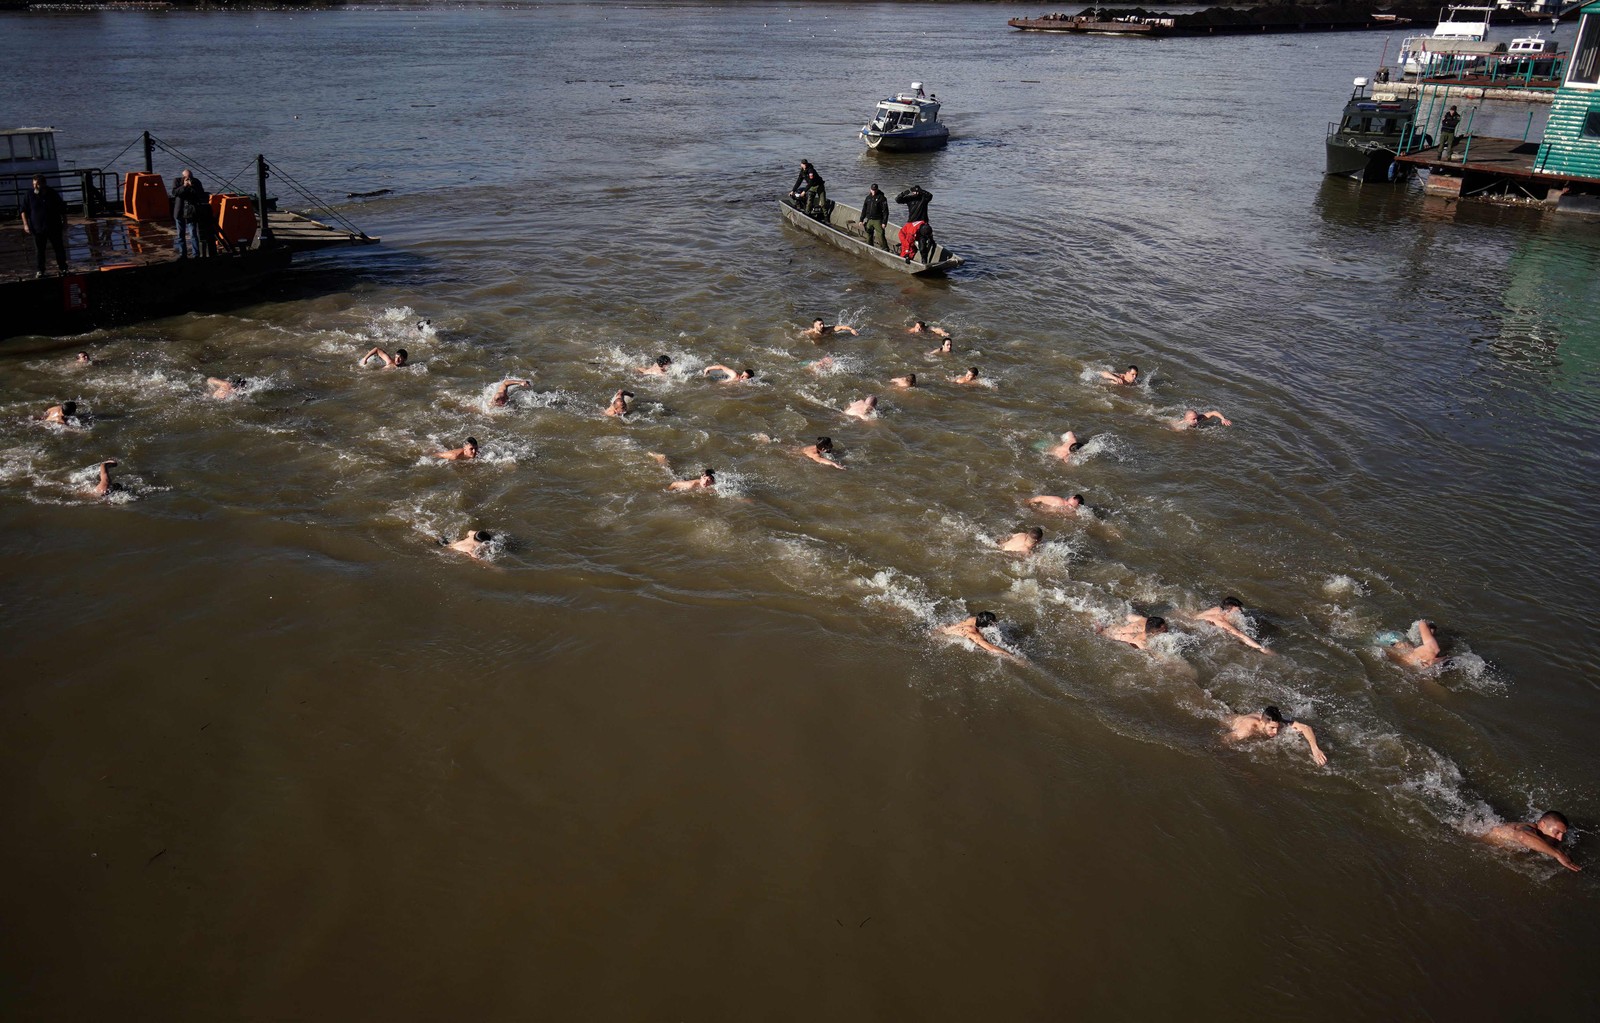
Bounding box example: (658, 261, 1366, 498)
(858, 183, 890, 251)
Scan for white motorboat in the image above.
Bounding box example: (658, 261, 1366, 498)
(1397, 5, 1499, 76)
(859, 83, 950, 153)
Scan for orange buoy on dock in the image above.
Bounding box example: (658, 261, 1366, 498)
(210, 194, 257, 247)
(123, 172, 170, 221)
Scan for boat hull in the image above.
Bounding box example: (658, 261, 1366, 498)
(861, 127, 950, 153)
(777, 198, 964, 277)
(1327, 140, 1393, 181)
(1325, 139, 1430, 182)
(1, 247, 294, 340)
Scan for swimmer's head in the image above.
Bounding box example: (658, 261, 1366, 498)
(231, 377, 247, 387)
(1538, 811, 1570, 842)
(904, 373, 916, 385)
(61, 401, 77, 416)
(1069, 494, 1084, 507)
(1261, 706, 1284, 736)
(974, 611, 997, 628)
(863, 395, 877, 409)
(815, 436, 833, 452)
(76, 352, 91, 363)
(621, 391, 635, 400)
(741, 367, 755, 379)
(395, 349, 408, 365)
(701, 468, 715, 478)
(472, 529, 492, 542)
(1183, 410, 1200, 424)
(1146, 616, 1167, 633)
(464, 437, 479, 454)
(1128, 364, 1139, 374)
(1028, 527, 1043, 541)
(655, 355, 671, 368)
(968, 366, 979, 376)
(1222, 597, 1243, 610)
(914, 320, 927, 331)
(813, 318, 825, 329)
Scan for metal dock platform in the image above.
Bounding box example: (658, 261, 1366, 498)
(1395, 136, 1600, 213)
(1, 135, 380, 339)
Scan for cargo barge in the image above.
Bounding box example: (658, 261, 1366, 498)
(1008, 3, 1581, 38)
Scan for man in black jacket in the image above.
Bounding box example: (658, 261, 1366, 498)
(170, 168, 207, 258)
(20, 175, 69, 277)
(790, 159, 827, 217)
(1439, 105, 1462, 160)
(894, 185, 935, 263)
(858, 183, 890, 250)
(895, 184, 932, 225)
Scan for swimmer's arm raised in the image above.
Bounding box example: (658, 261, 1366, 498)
(1202, 410, 1232, 425)
(1290, 722, 1328, 767)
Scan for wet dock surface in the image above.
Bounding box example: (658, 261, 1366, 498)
(0, 210, 375, 284)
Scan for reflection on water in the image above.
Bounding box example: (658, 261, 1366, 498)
(2, 3, 1599, 1018)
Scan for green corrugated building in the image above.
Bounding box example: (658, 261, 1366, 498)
(1537, 0, 1600, 177)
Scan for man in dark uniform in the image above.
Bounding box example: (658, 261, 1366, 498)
(895, 184, 932, 225)
(790, 159, 827, 218)
(894, 184, 935, 264)
(1440, 105, 1461, 160)
(858, 183, 890, 250)
(20, 174, 69, 277)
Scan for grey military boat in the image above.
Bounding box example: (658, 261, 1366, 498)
(778, 196, 964, 277)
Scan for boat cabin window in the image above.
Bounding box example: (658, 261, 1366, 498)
(2, 133, 56, 165)
(1569, 16, 1600, 87)
(1584, 110, 1600, 138)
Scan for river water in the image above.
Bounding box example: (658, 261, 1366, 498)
(3, 3, 1598, 1018)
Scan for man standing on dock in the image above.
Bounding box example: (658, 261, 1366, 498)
(171, 169, 207, 259)
(20, 175, 69, 278)
(1440, 106, 1462, 160)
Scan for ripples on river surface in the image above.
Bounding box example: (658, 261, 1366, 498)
(3, 3, 1599, 1018)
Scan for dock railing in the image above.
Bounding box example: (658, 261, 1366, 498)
(0, 168, 121, 218)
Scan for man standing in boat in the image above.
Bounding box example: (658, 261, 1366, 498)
(791, 159, 826, 218)
(895, 184, 932, 225)
(895, 185, 935, 264)
(858, 183, 891, 251)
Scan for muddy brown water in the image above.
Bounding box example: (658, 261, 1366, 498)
(3, 3, 1598, 1018)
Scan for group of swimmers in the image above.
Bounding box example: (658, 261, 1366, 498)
(38, 312, 1580, 874)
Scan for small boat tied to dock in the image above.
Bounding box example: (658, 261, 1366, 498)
(1326, 77, 1435, 180)
(778, 195, 965, 277)
(1, 129, 379, 340)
